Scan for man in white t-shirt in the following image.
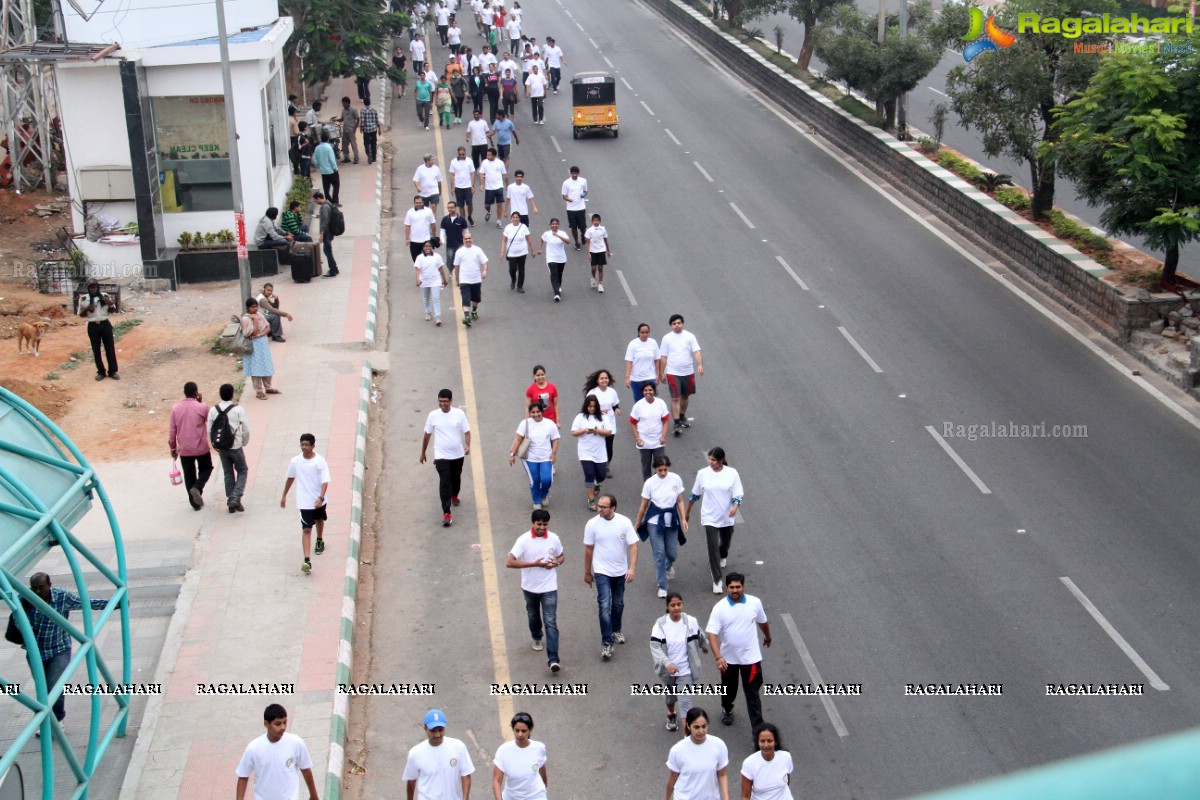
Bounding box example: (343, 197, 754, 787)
(447, 146, 477, 225)
(405, 195, 439, 263)
(280, 433, 331, 574)
(476, 147, 507, 224)
(410, 33, 427, 76)
(524, 65, 547, 124)
(583, 494, 638, 661)
(413, 153, 445, 215)
(402, 709, 475, 800)
(706, 573, 771, 730)
(465, 109, 492, 171)
(583, 213, 610, 293)
(452, 230, 488, 326)
(420, 389, 471, 526)
(506, 509, 566, 671)
(435, 0, 451, 45)
(504, 169, 537, 225)
(543, 37, 565, 93)
(658, 313, 704, 435)
(497, 52, 519, 80)
(629, 383, 671, 480)
(561, 165, 588, 251)
(235, 704, 318, 800)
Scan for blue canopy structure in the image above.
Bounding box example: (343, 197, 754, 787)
(0, 386, 131, 799)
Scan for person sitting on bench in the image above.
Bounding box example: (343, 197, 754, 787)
(254, 207, 293, 250)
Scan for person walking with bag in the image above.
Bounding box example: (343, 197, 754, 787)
(509, 402, 559, 509)
(206, 382, 250, 513)
(650, 592, 706, 732)
(168, 381, 211, 510)
(634, 455, 688, 598)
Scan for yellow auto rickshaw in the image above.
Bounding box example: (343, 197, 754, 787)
(571, 71, 618, 139)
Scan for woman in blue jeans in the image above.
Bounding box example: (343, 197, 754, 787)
(509, 403, 560, 508)
(633, 455, 689, 598)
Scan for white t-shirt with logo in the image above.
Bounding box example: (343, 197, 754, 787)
(666, 735, 729, 800)
(493, 740, 548, 800)
(405, 206, 438, 243)
(561, 176, 587, 210)
(479, 159, 507, 190)
(416, 252, 446, 287)
(541, 231, 568, 262)
(706, 594, 768, 665)
(401, 737, 475, 800)
(424, 407, 470, 459)
(508, 532, 563, 594)
(454, 245, 488, 283)
(659, 330, 701, 376)
(285, 453, 330, 511)
(625, 337, 660, 382)
(642, 471, 685, 510)
(662, 616, 692, 677)
(572, 413, 608, 463)
(691, 466, 743, 528)
(583, 512, 635, 577)
(449, 157, 476, 189)
(506, 183, 535, 214)
(236, 732, 313, 800)
(630, 397, 670, 449)
(515, 416, 558, 462)
(503, 222, 532, 257)
(586, 386, 620, 431)
(740, 750, 795, 800)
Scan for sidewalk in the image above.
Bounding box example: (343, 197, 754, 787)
(114, 76, 387, 800)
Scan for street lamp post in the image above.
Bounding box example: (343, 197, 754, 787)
(214, 0, 252, 308)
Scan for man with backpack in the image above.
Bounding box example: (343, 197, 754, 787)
(168, 382, 212, 510)
(207, 383, 250, 513)
(311, 191, 343, 277)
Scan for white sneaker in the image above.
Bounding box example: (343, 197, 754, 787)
(554, 294, 561, 302)
(719, 558, 727, 568)
(424, 313, 432, 321)
(713, 581, 724, 594)
(657, 588, 667, 598)
(598, 283, 604, 293)
(590, 277, 597, 289)
(601, 643, 614, 660)
(666, 565, 675, 580)
(532, 639, 544, 652)
(435, 317, 442, 326)
(533, 502, 542, 510)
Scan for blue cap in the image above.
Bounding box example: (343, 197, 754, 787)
(423, 709, 448, 729)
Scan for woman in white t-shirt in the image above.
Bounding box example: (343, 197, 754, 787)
(509, 403, 560, 509)
(571, 395, 611, 512)
(624, 323, 660, 400)
(492, 711, 548, 800)
(583, 368, 621, 469)
(414, 240, 449, 324)
(685, 447, 744, 594)
(650, 592, 706, 732)
(740, 723, 794, 800)
(536, 217, 571, 300)
(666, 708, 729, 800)
(634, 455, 689, 596)
(501, 212, 535, 292)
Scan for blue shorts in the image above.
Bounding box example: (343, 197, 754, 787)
(485, 188, 505, 205)
(581, 460, 608, 485)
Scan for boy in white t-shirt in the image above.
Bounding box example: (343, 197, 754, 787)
(506, 508, 566, 671)
(583, 213, 611, 294)
(280, 433, 331, 574)
(235, 704, 317, 800)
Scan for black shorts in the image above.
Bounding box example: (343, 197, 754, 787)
(423, 193, 440, 208)
(460, 282, 482, 304)
(590, 251, 607, 267)
(497, 144, 511, 160)
(454, 186, 473, 207)
(666, 374, 695, 398)
(299, 505, 329, 530)
(567, 209, 587, 232)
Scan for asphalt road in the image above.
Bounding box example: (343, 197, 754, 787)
(354, 1, 1200, 798)
(753, 4, 1200, 277)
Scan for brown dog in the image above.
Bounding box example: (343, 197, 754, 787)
(17, 321, 48, 357)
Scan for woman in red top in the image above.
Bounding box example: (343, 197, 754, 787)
(525, 365, 560, 426)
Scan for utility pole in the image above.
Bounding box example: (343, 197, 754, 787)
(897, 0, 908, 140)
(214, 0, 251, 306)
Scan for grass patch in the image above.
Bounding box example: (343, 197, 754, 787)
(44, 372, 59, 381)
(113, 318, 142, 340)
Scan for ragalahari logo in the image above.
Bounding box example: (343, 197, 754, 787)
(962, 8, 1016, 61)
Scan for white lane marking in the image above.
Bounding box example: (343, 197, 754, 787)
(923, 425, 992, 494)
(928, 87, 948, 98)
(775, 256, 809, 290)
(640, 100, 656, 116)
(693, 161, 714, 182)
(575, 21, 584, 30)
(616, 269, 637, 306)
(603, 56, 615, 69)
(664, 128, 682, 146)
(781, 613, 850, 739)
(588, 37, 599, 48)
(549, 135, 562, 154)
(740, 68, 1200, 434)
(729, 202, 755, 229)
(620, 76, 634, 92)
(1059, 577, 1170, 691)
(837, 327, 883, 373)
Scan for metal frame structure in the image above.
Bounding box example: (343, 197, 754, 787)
(0, 0, 54, 191)
(0, 386, 131, 799)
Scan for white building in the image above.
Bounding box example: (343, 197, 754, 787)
(54, 0, 294, 284)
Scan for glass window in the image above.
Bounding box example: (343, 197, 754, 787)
(151, 95, 233, 213)
(264, 70, 288, 170)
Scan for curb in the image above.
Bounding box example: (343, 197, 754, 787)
(365, 77, 387, 348)
(324, 359, 373, 800)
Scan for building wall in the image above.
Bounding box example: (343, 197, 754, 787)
(63, 0, 281, 49)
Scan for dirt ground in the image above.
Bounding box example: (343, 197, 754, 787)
(0, 189, 245, 461)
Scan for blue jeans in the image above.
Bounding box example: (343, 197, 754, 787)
(421, 286, 442, 318)
(31, 649, 71, 721)
(523, 589, 558, 664)
(593, 573, 626, 646)
(648, 523, 678, 591)
(630, 379, 656, 404)
(524, 460, 553, 504)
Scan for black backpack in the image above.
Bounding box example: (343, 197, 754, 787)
(328, 205, 346, 236)
(209, 404, 238, 451)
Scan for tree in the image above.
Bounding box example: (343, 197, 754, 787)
(281, 0, 409, 87)
(1052, 42, 1200, 285)
(928, 0, 1112, 219)
(813, 0, 942, 130)
(779, 0, 855, 70)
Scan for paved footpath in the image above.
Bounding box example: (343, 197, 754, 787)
(115, 76, 388, 800)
